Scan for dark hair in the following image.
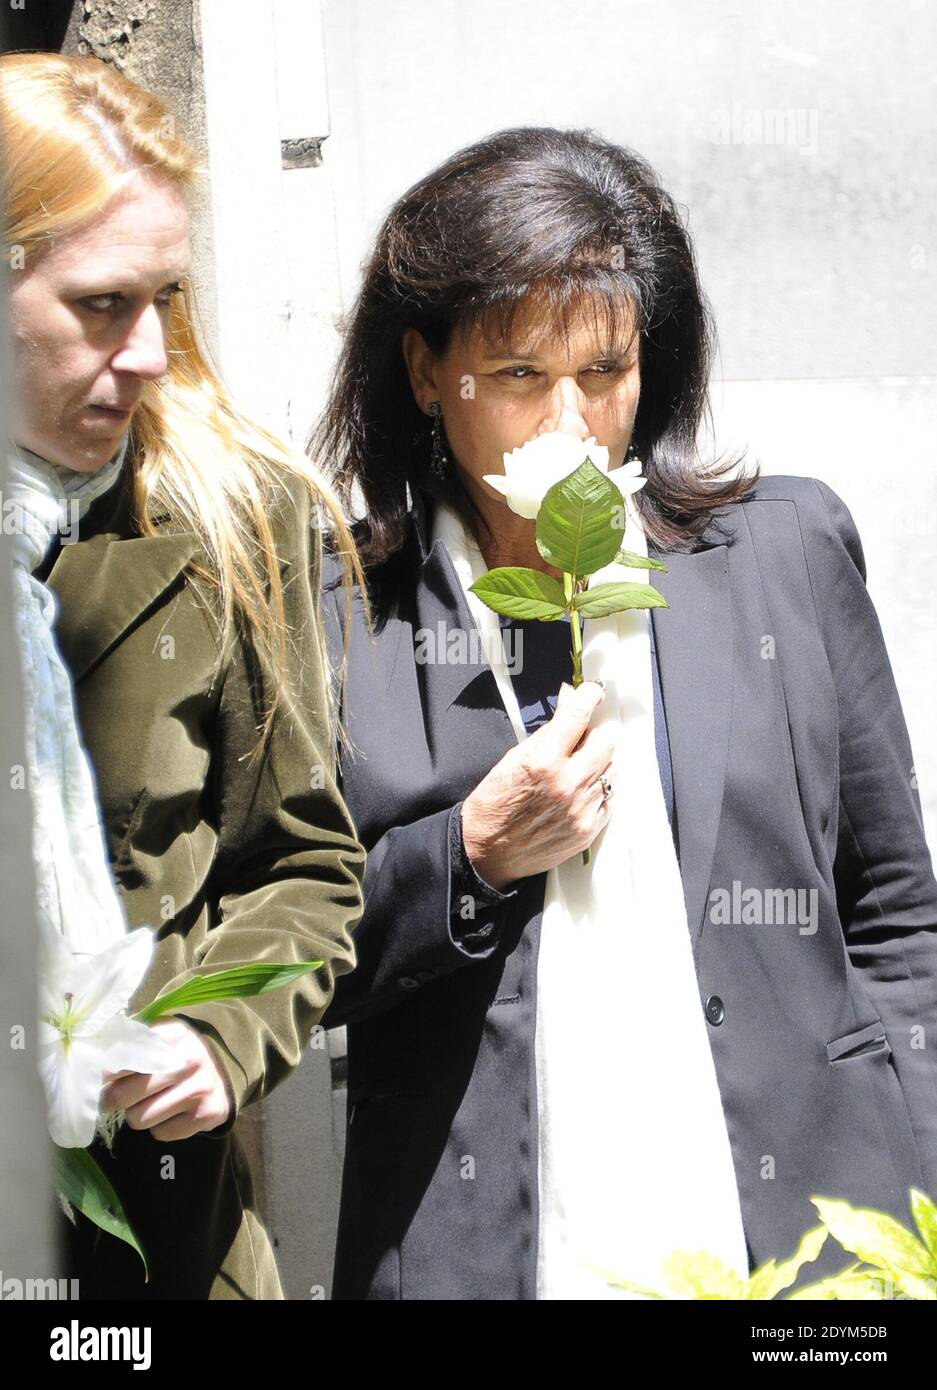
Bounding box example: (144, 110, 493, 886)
(312, 126, 759, 567)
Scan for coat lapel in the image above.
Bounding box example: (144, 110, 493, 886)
(47, 533, 200, 683)
(647, 538, 733, 951)
(406, 487, 733, 947)
(409, 492, 520, 776)
(45, 462, 200, 684)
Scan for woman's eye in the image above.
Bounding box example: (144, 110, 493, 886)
(79, 284, 183, 313)
(80, 293, 123, 313)
(155, 283, 184, 308)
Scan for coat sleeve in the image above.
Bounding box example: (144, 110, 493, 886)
(317, 572, 519, 1030)
(151, 474, 365, 1134)
(806, 477, 937, 1198)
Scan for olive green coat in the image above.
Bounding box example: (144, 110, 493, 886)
(45, 457, 364, 1299)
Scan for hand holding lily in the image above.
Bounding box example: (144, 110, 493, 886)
(41, 915, 323, 1277)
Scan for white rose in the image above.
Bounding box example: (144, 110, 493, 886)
(482, 432, 645, 519)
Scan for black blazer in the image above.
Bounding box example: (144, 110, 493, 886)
(322, 474, 937, 1300)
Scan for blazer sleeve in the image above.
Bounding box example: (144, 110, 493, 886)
(149, 474, 365, 1134)
(805, 477, 937, 1197)
(318, 576, 519, 1030)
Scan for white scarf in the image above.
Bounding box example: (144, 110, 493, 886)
(6, 437, 133, 957)
(433, 494, 749, 1299)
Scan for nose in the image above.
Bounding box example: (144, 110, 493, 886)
(110, 302, 169, 380)
(535, 375, 589, 440)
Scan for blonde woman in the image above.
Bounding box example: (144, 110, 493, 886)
(1, 52, 365, 1299)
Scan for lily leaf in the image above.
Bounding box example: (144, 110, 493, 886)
(53, 1145, 148, 1278)
(469, 568, 568, 622)
(135, 961, 324, 1024)
(535, 458, 623, 576)
(571, 581, 670, 619)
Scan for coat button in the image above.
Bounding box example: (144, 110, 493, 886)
(398, 977, 419, 990)
(705, 995, 725, 1025)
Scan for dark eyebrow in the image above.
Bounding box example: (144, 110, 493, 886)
(483, 343, 635, 364)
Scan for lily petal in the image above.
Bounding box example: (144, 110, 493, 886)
(65, 929, 156, 1035)
(40, 1035, 106, 1149)
(95, 1013, 178, 1075)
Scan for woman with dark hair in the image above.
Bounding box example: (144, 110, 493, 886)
(316, 127, 937, 1300)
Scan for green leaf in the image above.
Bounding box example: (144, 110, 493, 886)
(787, 1264, 890, 1300)
(469, 567, 568, 621)
(910, 1187, 937, 1262)
(747, 1225, 828, 1300)
(53, 1145, 148, 1278)
(811, 1195, 935, 1278)
(134, 961, 324, 1024)
(659, 1249, 749, 1300)
(587, 1263, 668, 1298)
(614, 548, 669, 573)
(535, 459, 623, 576)
(571, 581, 670, 619)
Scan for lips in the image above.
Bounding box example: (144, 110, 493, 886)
(88, 403, 136, 417)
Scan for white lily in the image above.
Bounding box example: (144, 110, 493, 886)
(483, 432, 647, 520)
(38, 922, 178, 1149)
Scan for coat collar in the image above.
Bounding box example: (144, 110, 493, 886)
(405, 484, 734, 948)
(45, 454, 200, 683)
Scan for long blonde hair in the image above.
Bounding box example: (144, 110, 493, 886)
(0, 51, 367, 753)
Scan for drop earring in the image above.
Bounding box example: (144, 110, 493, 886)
(429, 401, 449, 480)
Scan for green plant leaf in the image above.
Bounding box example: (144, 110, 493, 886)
(588, 1263, 668, 1298)
(53, 1145, 148, 1278)
(910, 1187, 937, 1262)
(134, 961, 324, 1024)
(787, 1264, 890, 1300)
(535, 458, 623, 575)
(747, 1224, 828, 1300)
(469, 568, 568, 621)
(811, 1195, 935, 1279)
(659, 1249, 749, 1300)
(614, 548, 669, 573)
(571, 581, 670, 619)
